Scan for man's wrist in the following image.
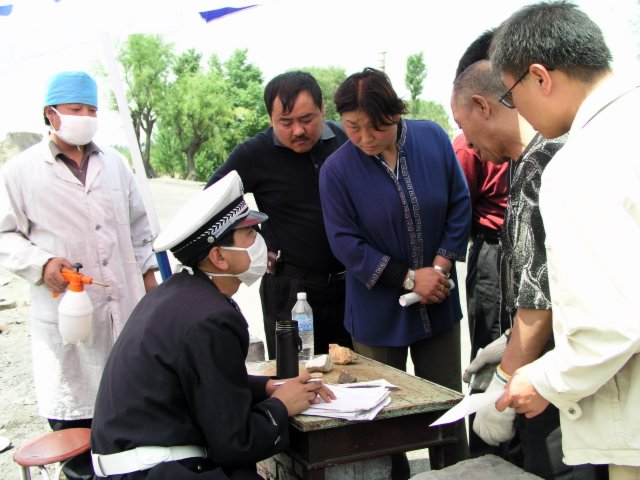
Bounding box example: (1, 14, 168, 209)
(432, 265, 450, 278)
(496, 364, 511, 383)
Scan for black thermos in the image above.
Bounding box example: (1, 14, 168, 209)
(276, 320, 301, 378)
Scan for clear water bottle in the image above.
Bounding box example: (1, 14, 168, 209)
(292, 292, 314, 361)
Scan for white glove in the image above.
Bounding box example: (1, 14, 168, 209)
(463, 332, 509, 391)
(473, 371, 516, 446)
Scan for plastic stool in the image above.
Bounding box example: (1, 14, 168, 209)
(13, 428, 91, 480)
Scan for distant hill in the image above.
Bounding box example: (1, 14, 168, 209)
(0, 132, 43, 166)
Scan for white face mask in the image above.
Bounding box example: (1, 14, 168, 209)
(207, 232, 268, 287)
(50, 107, 98, 146)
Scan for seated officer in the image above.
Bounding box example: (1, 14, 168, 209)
(90, 170, 333, 479)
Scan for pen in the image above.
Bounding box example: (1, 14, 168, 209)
(466, 347, 482, 396)
(273, 378, 322, 387)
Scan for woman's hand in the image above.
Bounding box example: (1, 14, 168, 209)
(413, 267, 451, 304)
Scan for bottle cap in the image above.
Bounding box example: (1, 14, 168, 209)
(297, 292, 307, 300)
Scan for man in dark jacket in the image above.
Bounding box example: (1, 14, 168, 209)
(206, 71, 352, 359)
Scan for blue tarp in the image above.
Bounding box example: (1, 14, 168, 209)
(199, 4, 257, 23)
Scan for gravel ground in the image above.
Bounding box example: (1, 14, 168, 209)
(0, 269, 49, 478)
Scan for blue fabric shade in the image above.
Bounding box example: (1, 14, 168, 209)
(199, 4, 257, 23)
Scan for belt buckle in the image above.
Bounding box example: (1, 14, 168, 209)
(91, 453, 108, 477)
(136, 446, 170, 468)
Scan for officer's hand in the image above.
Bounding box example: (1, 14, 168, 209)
(271, 374, 335, 417)
(43, 257, 73, 294)
(473, 372, 516, 446)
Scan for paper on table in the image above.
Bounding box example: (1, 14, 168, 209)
(306, 396, 391, 421)
(301, 384, 392, 421)
(429, 389, 503, 426)
(308, 385, 389, 412)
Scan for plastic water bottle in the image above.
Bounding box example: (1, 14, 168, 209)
(292, 292, 314, 361)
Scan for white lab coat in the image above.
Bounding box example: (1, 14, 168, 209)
(0, 139, 156, 420)
(530, 77, 640, 467)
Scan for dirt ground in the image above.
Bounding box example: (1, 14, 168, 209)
(0, 269, 49, 478)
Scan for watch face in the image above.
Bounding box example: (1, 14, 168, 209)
(404, 273, 415, 290)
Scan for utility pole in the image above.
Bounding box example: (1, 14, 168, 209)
(379, 51, 387, 72)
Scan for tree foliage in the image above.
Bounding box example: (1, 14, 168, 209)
(174, 48, 202, 78)
(402, 51, 452, 136)
(118, 34, 175, 178)
(409, 99, 453, 137)
(221, 49, 268, 151)
(151, 49, 267, 181)
(300, 66, 347, 121)
(405, 52, 427, 115)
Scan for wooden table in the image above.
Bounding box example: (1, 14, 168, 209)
(247, 355, 463, 480)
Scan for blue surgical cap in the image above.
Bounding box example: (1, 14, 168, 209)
(44, 71, 98, 108)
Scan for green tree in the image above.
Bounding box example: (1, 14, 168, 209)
(153, 50, 267, 180)
(410, 99, 453, 137)
(174, 49, 202, 77)
(301, 66, 347, 121)
(404, 52, 427, 116)
(221, 49, 268, 149)
(156, 71, 231, 181)
(118, 34, 175, 178)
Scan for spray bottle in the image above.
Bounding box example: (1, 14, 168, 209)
(54, 263, 107, 344)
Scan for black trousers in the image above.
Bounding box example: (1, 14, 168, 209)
(465, 237, 512, 457)
(465, 237, 507, 359)
(260, 271, 352, 360)
(48, 418, 94, 480)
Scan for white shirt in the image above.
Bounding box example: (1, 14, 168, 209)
(0, 139, 156, 419)
(529, 76, 640, 466)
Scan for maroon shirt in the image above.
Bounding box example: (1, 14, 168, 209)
(453, 133, 508, 233)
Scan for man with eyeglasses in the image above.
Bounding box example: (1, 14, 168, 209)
(489, 2, 640, 478)
(452, 60, 605, 479)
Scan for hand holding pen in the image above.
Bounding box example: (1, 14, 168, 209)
(269, 373, 335, 416)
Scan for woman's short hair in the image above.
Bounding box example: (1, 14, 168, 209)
(333, 68, 408, 130)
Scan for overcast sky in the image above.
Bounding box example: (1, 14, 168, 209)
(1, 0, 639, 146)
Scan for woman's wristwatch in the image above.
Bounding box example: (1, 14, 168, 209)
(432, 265, 450, 278)
(403, 269, 415, 290)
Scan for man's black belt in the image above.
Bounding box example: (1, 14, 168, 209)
(472, 229, 500, 244)
(279, 262, 346, 284)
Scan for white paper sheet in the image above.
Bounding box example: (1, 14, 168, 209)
(301, 384, 392, 421)
(429, 390, 503, 426)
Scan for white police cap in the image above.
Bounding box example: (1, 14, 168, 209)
(153, 170, 267, 265)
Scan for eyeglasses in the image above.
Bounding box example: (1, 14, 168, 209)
(497, 70, 529, 109)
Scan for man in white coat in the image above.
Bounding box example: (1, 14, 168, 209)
(489, 2, 640, 479)
(0, 71, 157, 479)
